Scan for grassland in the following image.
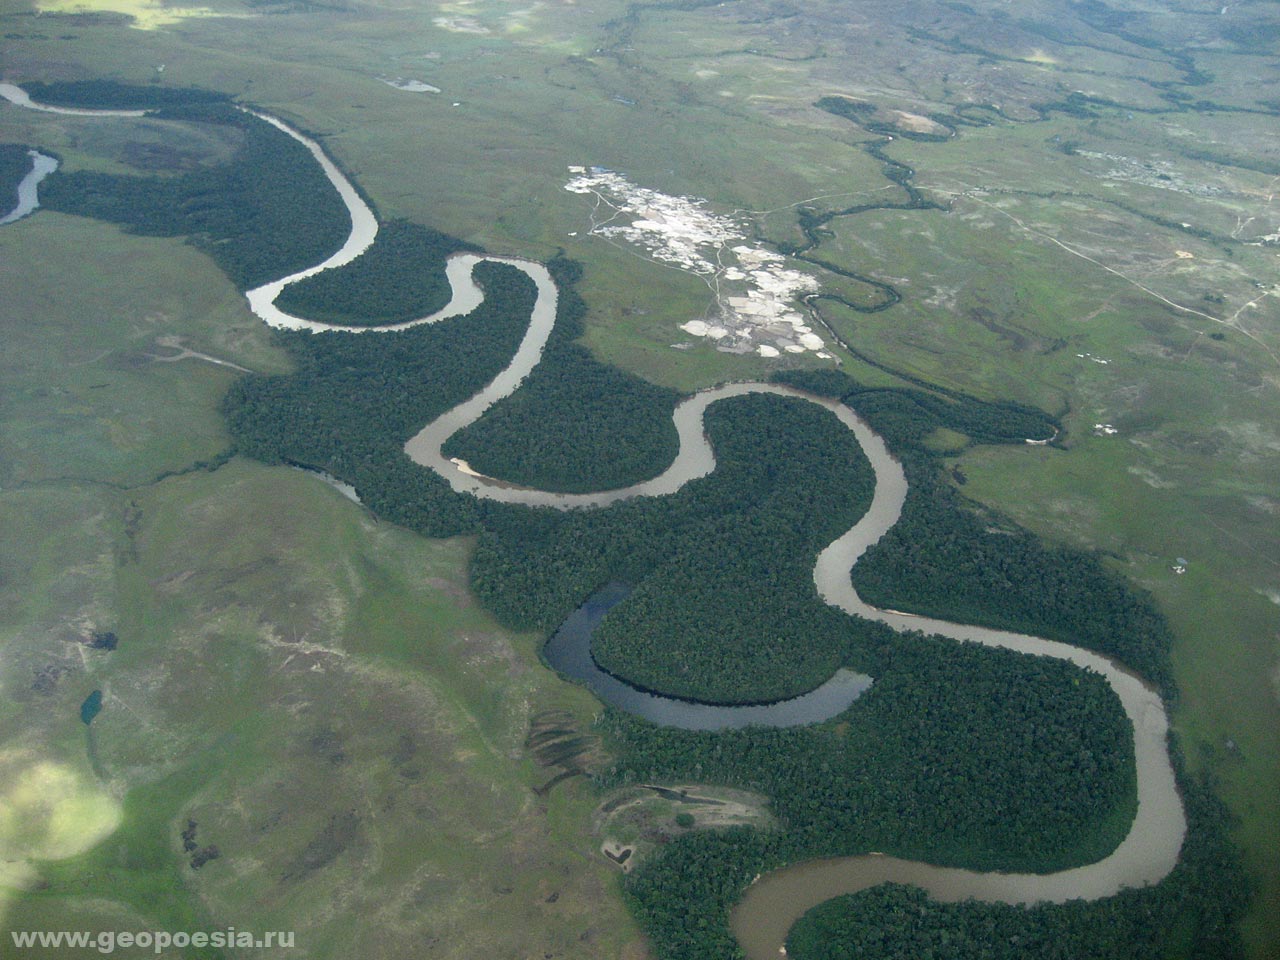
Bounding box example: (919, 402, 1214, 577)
(2, 0, 1278, 955)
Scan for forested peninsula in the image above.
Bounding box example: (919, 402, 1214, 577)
(273, 219, 478, 327)
(31, 84, 1245, 960)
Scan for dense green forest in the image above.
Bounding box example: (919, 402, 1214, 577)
(587, 396, 875, 702)
(273, 219, 477, 326)
(602, 634, 1135, 872)
(850, 455, 1175, 693)
(472, 393, 885, 703)
(624, 829, 781, 960)
(22, 80, 231, 109)
(227, 252, 689, 531)
(40, 101, 349, 290)
(621, 753, 1242, 960)
(442, 257, 682, 493)
(443, 340, 680, 491)
(814, 94, 955, 142)
(768, 367, 1174, 692)
(847, 385, 1056, 447)
(467, 360, 1166, 703)
(772, 362, 1058, 447)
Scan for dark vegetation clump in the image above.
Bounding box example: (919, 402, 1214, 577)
(32, 663, 69, 695)
(281, 812, 360, 883)
(224, 260, 537, 538)
(785, 760, 1249, 960)
(85, 630, 118, 651)
(23, 80, 230, 110)
(443, 255, 681, 493)
(190, 846, 221, 870)
(41, 100, 348, 290)
(79, 690, 103, 725)
(0, 143, 33, 212)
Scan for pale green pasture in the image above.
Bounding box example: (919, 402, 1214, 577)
(915, 111, 1279, 241)
(1182, 49, 1280, 110)
(810, 188, 1278, 396)
(813, 205, 1106, 407)
(2, 458, 645, 959)
(0, 213, 286, 488)
(572, 247, 772, 391)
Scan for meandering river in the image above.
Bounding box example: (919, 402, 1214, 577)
(6, 87, 1187, 958)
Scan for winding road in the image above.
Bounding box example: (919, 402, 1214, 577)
(4, 86, 1186, 958)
